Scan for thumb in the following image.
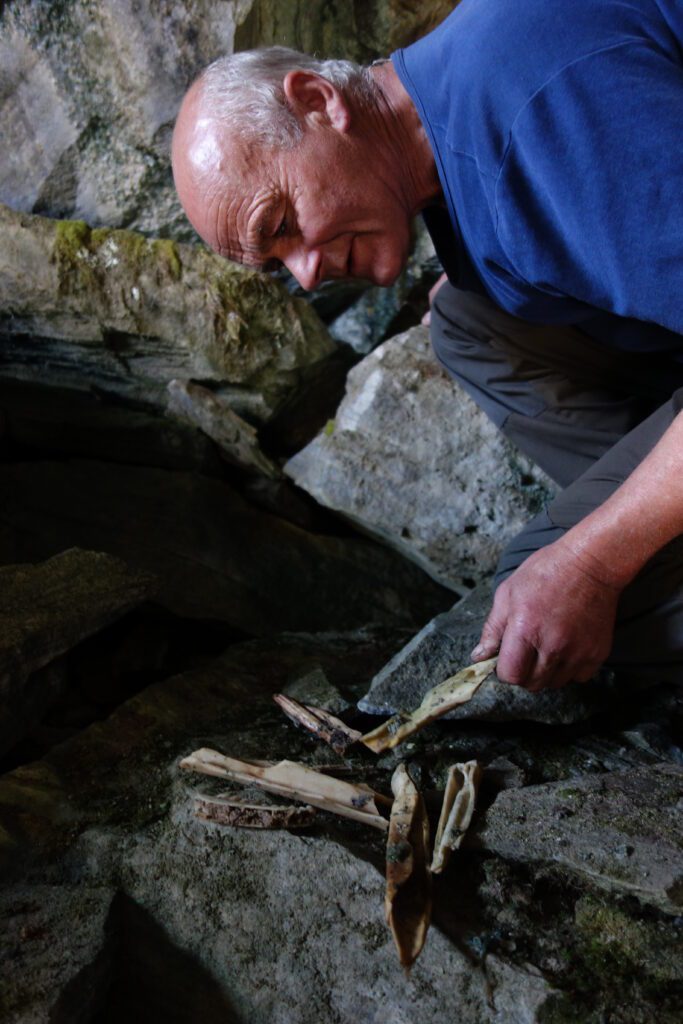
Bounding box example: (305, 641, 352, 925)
(471, 606, 506, 662)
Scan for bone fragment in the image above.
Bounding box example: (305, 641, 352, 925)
(194, 792, 317, 830)
(361, 658, 497, 753)
(180, 748, 390, 831)
(430, 761, 482, 874)
(273, 694, 363, 754)
(385, 764, 432, 971)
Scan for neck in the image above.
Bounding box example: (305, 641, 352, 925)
(367, 61, 442, 215)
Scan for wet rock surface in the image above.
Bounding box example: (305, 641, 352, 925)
(286, 327, 554, 592)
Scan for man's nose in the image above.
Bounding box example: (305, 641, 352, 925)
(284, 247, 322, 291)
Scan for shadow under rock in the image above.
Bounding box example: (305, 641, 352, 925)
(90, 893, 243, 1024)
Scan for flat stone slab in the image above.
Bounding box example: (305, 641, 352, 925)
(286, 327, 553, 593)
(359, 585, 630, 725)
(0, 548, 154, 755)
(0, 630, 504, 1024)
(472, 764, 683, 914)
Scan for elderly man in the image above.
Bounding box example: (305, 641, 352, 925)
(172, 0, 683, 693)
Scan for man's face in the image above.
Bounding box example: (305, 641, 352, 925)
(174, 115, 413, 290)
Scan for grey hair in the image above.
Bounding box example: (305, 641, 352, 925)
(196, 46, 378, 148)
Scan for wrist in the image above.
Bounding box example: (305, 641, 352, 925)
(554, 509, 649, 591)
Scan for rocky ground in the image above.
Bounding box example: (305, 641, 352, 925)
(1, 3, 682, 1022)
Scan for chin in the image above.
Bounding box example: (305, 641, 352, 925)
(372, 267, 402, 287)
(371, 253, 407, 287)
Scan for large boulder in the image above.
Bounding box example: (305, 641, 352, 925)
(0, 204, 334, 422)
(286, 326, 554, 593)
(0, 0, 458, 239)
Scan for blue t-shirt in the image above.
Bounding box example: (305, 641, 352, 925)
(393, 0, 683, 355)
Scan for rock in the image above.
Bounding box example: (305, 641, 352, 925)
(1, 631, 680, 1021)
(285, 327, 553, 593)
(0, 548, 154, 756)
(167, 379, 282, 479)
(472, 764, 683, 914)
(0, 204, 335, 423)
(0, 630, 496, 1024)
(0, 0, 458, 238)
(282, 665, 352, 715)
(235, 1, 459, 64)
(0, 884, 117, 1024)
(0, 0, 243, 238)
(358, 585, 641, 724)
(0, 459, 451, 635)
(0, 378, 224, 476)
(485, 956, 557, 1024)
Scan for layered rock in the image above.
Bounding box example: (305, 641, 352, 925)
(286, 326, 554, 592)
(0, 204, 334, 421)
(0, 459, 450, 635)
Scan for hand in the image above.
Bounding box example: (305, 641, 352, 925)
(421, 272, 449, 325)
(471, 539, 622, 691)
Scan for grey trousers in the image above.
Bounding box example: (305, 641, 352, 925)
(430, 283, 683, 682)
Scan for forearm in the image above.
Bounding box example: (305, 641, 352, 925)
(557, 408, 683, 589)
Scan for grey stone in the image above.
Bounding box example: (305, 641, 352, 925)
(1, 631, 680, 1021)
(359, 585, 625, 724)
(285, 327, 554, 593)
(0, 204, 335, 423)
(0, 884, 116, 1024)
(0, 631, 496, 1024)
(472, 764, 683, 914)
(486, 956, 557, 1024)
(282, 664, 351, 714)
(0, 0, 457, 239)
(167, 379, 282, 479)
(0, 548, 154, 756)
(0, 459, 451, 636)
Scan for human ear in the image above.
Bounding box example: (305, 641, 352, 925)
(283, 70, 351, 132)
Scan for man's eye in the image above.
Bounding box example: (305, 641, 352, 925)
(275, 219, 287, 238)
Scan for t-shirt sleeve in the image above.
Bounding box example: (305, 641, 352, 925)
(494, 41, 683, 335)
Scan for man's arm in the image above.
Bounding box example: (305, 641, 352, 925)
(472, 407, 683, 689)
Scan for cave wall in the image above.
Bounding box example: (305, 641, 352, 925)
(0, 0, 458, 239)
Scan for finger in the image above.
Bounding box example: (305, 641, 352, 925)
(496, 632, 538, 687)
(421, 310, 431, 326)
(527, 659, 575, 692)
(471, 611, 505, 662)
(572, 662, 602, 684)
